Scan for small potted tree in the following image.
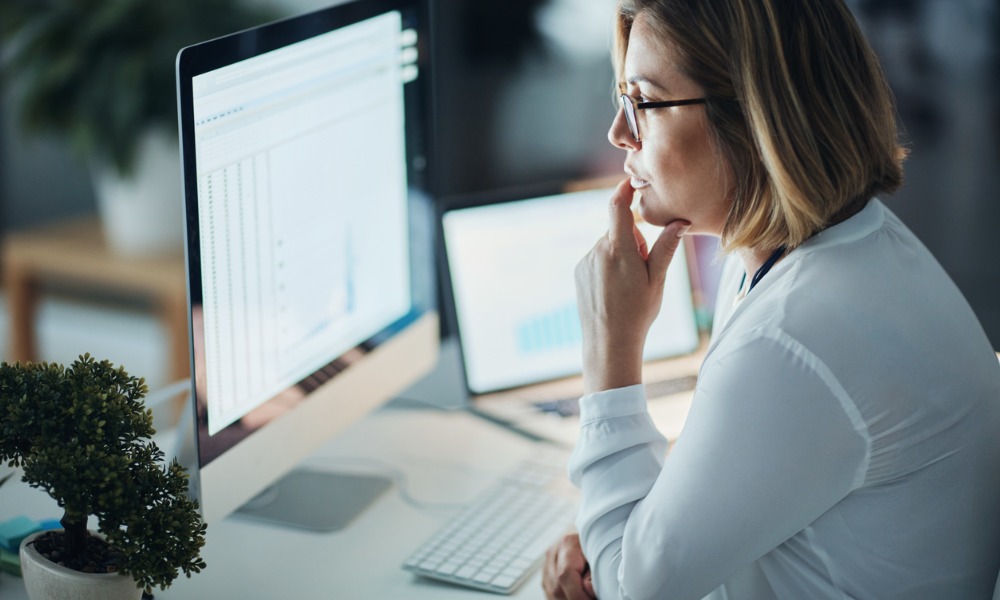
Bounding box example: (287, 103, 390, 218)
(0, 355, 206, 600)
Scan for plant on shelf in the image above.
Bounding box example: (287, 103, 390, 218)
(1, 0, 279, 255)
(0, 355, 206, 597)
(0, 0, 277, 176)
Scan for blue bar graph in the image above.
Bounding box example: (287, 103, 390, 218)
(515, 304, 581, 354)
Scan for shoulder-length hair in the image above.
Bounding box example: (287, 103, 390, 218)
(614, 0, 907, 251)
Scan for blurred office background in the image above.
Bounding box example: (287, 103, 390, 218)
(1, 0, 997, 393)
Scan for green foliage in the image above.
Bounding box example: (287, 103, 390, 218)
(0, 355, 207, 592)
(0, 0, 278, 176)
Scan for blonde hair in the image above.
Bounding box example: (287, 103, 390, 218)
(613, 0, 907, 251)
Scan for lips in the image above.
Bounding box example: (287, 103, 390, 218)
(625, 167, 650, 189)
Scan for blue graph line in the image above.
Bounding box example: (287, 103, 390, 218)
(345, 228, 355, 313)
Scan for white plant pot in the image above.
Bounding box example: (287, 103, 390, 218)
(19, 531, 143, 600)
(92, 128, 185, 257)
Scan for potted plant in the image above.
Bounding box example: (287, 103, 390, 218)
(0, 0, 277, 256)
(0, 355, 206, 599)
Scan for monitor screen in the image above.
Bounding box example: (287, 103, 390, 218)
(442, 187, 700, 395)
(176, 0, 437, 529)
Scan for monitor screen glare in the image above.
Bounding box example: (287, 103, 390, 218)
(177, 0, 437, 530)
(191, 11, 412, 436)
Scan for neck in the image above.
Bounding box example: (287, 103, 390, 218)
(738, 247, 781, 284)
(734, 199, 869, 291)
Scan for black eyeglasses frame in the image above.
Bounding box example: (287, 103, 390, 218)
(619, 94, 708, 142)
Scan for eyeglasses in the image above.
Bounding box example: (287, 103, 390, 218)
(619, 94, 707, 143)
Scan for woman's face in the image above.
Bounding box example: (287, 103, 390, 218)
(609, 13, 732, 236)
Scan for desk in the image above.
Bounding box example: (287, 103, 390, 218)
(0, 334, 698, 599)
(0, 406, 587, 600)
(1, 217, 189, 382)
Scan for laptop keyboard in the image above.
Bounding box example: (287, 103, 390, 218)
(534, 374, 698, 417)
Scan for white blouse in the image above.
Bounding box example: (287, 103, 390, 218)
(569, 200, 1000, 600)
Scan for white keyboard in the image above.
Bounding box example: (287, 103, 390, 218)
(402, 452, 577, 594)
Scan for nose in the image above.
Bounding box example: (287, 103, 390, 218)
(608, 106, 639, 151)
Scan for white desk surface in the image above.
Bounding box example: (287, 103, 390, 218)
(0, 338, 703, 599)
(0, 407, 568, 600)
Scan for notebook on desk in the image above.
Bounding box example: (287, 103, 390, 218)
(438, 183, 704, 447)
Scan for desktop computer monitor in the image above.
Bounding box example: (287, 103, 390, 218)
(175, 0, 437, 530)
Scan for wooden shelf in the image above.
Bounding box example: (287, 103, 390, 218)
(2, 217, 190, 382)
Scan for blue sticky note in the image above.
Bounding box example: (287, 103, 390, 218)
(0, 517, 40, 553)
(36, 520, 62, 532)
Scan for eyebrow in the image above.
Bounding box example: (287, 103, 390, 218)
(625, 75, 670, 95)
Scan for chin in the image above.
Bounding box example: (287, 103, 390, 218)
(635, 192, 669, 227)
(635, 193, 653, 224)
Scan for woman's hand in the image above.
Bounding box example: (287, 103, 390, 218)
(543, 533, 596, 600)
(574, 179, 689, 394)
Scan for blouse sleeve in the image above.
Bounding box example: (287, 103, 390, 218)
(568, 330, 869, 600)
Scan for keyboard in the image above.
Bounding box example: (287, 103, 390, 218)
(402, 451, 578, 594)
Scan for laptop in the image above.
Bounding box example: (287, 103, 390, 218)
(439, 183, 704, 447)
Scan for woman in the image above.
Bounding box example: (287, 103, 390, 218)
(543, 1, 1000, 599)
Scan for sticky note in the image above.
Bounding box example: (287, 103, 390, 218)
(36, 519, 62, 532)
(0, 517, 40, 553)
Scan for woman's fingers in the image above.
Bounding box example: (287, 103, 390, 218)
(606, 178, 637, 248)
(647, 219, 690, 284)
(542, 534, 594, 600)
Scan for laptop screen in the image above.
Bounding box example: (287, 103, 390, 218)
(442, 186, 700, 395)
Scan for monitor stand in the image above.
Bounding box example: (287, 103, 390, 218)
(235, 469, 392, 532)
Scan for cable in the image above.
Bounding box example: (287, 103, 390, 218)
(299, 455, 498, 511)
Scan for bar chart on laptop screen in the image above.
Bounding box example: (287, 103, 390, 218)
(445, 188, 699, 394)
